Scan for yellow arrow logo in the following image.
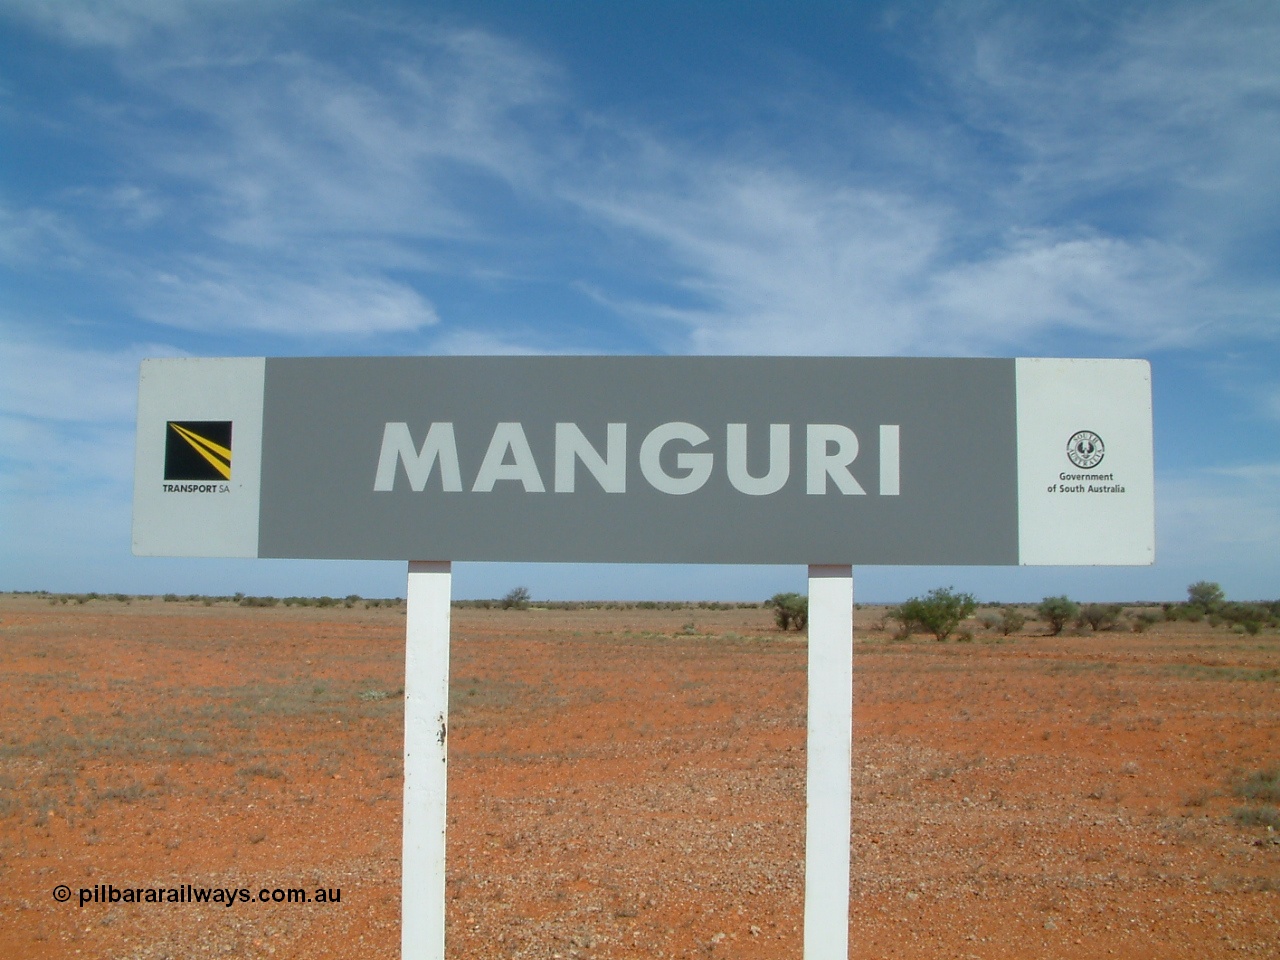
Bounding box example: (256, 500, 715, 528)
(169, 422, 232, 480)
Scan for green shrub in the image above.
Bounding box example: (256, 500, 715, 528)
(891, 587, 977, 641)
(766, 592, 809, 631)
(1037, 595, 1079, 636)
(994, 606, 1027, 636)
(1186, 580, 1225, 613)
(1077, 603, 1124, 632)
(1129, 610, 1161, 633)
(501, 586, 531, 610)
(1168, 581, 1262, 627)
(1218, 601, 1272, 633)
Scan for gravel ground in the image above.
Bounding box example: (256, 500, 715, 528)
(0, 596, 1276, 958)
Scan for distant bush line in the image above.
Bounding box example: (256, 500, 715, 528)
(11, 580, 1278, 635)
(878, 580, 1278, 640)
(21, 590, 405, 609)
(14, 590, 761, 612)
(454, 598, 763, 611)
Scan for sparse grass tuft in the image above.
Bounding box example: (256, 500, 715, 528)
(238, 764, 286, 780)
(1182, 787, 1218, 808)
(1234, 768, 1280, 804)
(1232, 806, 1280, 830)
(99, 782, 146, 804)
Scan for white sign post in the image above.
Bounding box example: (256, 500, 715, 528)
(398, 563, 855, 960)
(402, 561, 452, 960)
(805, 565, 855, 960)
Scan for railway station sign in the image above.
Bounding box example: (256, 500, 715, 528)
(133, 356, 1154, 566)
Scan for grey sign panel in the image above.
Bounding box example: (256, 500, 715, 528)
(257, 356, 1016, 564)
(132, 356, 1154, 565)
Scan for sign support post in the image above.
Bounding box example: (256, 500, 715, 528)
(804, 564, 854, 960)
(402, 560, 452, 960)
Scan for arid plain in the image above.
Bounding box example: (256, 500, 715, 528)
(0, 594, 1276, 958)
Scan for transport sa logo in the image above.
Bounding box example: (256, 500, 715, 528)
(164, 421, 232, 491)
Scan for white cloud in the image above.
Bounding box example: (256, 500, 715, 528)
(0, 337, 151, 562)
(1205, 463, 1280, 486)
(13, 4, 1273, 355)
(0, 334, 164, 423)
(569, 165, 943, 355)
(0, 0, 201, 48)
(0, 202, 90, 270)
(429, 330, 557, 356)
(1158, 466, 1280, 573)
(568, 161, 1223, 357)
(75, 184, 167, 228)
(933, 2, 1280, 254)
(7, 14, 566, 342)
(923, 231, 1210, 352)
(136, 264, 438, 336)
(127, 24, 563, 248)
(552, 2, 1280, 357)
(0, 415, 137, 493)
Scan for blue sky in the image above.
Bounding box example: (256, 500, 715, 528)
(1, 0, 1277, 603)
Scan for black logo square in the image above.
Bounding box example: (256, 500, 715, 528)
(164, 421, 233, 481)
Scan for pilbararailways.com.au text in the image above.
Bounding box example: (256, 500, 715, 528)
(55, 883, 342, 909)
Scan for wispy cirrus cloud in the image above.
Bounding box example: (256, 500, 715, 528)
(430, 329, 560, 357)
(570, 162, 1225, 356)
(0, 334, 166, 424)
(0, 0, 211, 48)
(934, 1, 1280, 221)
(3, 8, 564, 341)
(135, 262, 438, 336)
(6, 1, 1275, 360)
(560, 2, 1280, 359)
(132, 27, 565, 248)
(0, 201, 92, 270)
(0, 335, 163, 533)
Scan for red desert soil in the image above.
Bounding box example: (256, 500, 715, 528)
(0, 594, 1276, 958)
